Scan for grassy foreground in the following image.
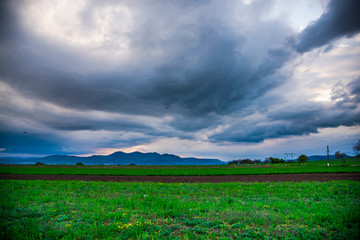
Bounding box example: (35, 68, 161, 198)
(1, 180, 359, 239)
(1, 158, 360, 176)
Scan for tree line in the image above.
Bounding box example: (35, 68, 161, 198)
(228, 154, 307, 165)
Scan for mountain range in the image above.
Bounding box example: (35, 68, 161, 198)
(0, 152, 342, 165)
(0, 151, 224, 165)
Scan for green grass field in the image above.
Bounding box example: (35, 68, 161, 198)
(1, 158, 359, 176)
(1, 180, 359, 239)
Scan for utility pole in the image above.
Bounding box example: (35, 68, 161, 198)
(327, 145, 330, 167)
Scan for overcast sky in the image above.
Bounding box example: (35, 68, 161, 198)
(0, 0, 359, 161)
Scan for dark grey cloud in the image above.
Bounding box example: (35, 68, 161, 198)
(167, 113, 221, 132)
(211, 77, 360, 143)
(212, 109, 360, 143)
(0, 1, 23, 41)
(292, 0, 360, 53)
(41, 116, 151, 132)
(347, 76, 360, 103)
(209, 0, 360, 143)
(0, 0, 290, 128)
(330, 81, 358, 109)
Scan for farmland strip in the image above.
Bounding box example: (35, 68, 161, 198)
(1, 173, 359, 182)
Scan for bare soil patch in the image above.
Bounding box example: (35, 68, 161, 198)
(1, 173, 359, 182)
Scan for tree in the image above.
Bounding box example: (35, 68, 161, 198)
(353, 139, 360, 154)
(76, 162, 84, 166)
(335, 151, 347, 166)
(297, 154, 308, 165)
(334, 151, 346, 159)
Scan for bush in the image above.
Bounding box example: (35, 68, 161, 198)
(264, 159, 271, 164)
(269, 157, 284, 164)
(228, 160, 239, 165)
(76, 162, 84, 166)
(228, 159, 255, 165)
(34, 162, 45, 166)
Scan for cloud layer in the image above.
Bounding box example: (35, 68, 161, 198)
(0, 0, 359, 158)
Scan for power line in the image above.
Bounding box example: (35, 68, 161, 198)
(284, 152, 295, 161)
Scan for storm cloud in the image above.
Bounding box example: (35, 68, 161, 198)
(0, 0, 359, 158)
(292, 0, 360, 53)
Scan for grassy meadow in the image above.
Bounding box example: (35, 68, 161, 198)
(1, 158, 360, 176)
(1, 180, 360, 239)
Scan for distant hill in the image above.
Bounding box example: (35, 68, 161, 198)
(1, 153, 349, 165)
(307, 155, 337, 161)
(0, 151, 224, 165)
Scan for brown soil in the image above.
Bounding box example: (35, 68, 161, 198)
(1, 173, 359, 183)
